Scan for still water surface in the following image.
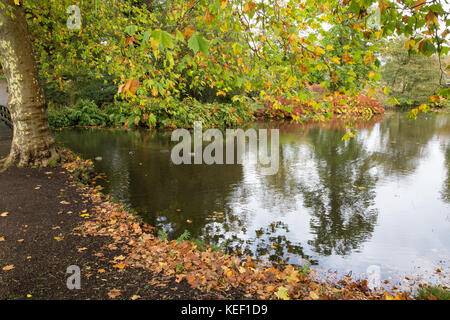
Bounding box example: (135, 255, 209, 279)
(55, 113, 450, 282)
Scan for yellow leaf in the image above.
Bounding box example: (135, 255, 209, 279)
(275, 286, 290, 300)
(0, 212, 8, 217)
(315, 46, 325, 55)
(219, 0, 227, 9)
(330, 56, 340, 64)
(309, 291, 320, 300)
(384, 292, 403, 300)
(14, 0, 20, 5)
(405, 39, 415, 50)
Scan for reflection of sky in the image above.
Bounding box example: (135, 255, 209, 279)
(201, 117, 450, 280)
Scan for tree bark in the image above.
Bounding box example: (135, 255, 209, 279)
(0, 0, 59, 168)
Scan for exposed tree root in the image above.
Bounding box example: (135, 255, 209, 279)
(0, 146, 60, 172)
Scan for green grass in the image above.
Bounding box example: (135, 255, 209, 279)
(415, 285, 450, 300)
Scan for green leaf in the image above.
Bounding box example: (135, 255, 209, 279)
(142, 30, 152, 43)
(124, 25, 138, 36)
(175, 29, 185, 42)
(151, 30, 174, 49)
(188, 33, 210, 56)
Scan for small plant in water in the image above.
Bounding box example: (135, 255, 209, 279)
(299, 261, 312, 276)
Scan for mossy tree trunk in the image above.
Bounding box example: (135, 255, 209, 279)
(0, 0, 58, 169)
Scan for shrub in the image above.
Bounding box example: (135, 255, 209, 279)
(47, 99, 109, 128)
(102, 97, 254, 129)
(47, 107, 72, 128)
(68, 99, 109, 126)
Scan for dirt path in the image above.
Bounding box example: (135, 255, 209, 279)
(0, 166, 239, 300)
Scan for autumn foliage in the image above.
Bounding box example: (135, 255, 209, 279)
(256, 93, 385, 121)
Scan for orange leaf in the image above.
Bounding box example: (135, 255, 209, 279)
(2, 265, 14, 271)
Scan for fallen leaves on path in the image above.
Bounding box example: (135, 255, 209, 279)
(2, 265, 14, 271)
(107, 289, 121, 299)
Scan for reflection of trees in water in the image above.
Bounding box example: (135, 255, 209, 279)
(56, 114, 449, 263)
(57, 128, 246, 240)
(442, 145, 450, 203)
(373, 114, 439, 175)
(436, 116, 450, 204)
(202, 124, 381, 260)
(299, 127, 379, 256)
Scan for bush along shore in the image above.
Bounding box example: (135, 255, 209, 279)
(2, 147, 448, 300)
(45, 90, 387, 131)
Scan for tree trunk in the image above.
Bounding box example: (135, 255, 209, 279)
(0, 0, 58, 169)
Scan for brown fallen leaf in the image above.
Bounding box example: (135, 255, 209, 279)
(77, 247, 87, 252)
(60, 201, 70, 205)
(131, 295, 141, 300)
(108, 289, 121, 299)
(2, 265, 14, 271)
(0, 212, 9, 217)
(0, 237, 5, 242)
(17, 239, 24, 243)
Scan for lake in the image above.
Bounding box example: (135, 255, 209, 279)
(54, 112, 450, 284)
